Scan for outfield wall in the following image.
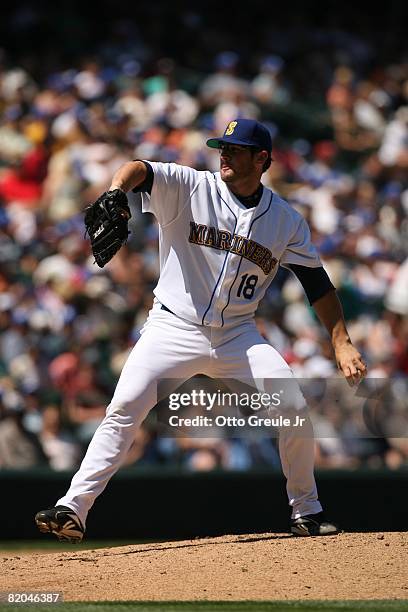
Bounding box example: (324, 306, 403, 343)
(2, 468, 406, 539)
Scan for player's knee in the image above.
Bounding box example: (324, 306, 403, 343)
(106, 401, 132, 420)
(106, 398, 152, 425)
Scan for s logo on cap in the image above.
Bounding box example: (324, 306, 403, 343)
(225, 121, 237, 136)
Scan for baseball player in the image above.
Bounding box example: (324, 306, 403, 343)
(35, 118, 367, 542)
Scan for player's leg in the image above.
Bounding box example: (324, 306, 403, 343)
(210, 323, 323, 522)
(37, 307, 211, 538)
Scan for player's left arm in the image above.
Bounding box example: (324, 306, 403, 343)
(311, 289, 367, 386)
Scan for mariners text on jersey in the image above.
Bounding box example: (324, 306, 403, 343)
(188, 221, 278, 275)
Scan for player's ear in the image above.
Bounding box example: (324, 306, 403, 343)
(255, 149, 268, 168)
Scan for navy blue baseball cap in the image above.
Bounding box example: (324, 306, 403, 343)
(206, 118, 272, 153)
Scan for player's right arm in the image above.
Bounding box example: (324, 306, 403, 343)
(312, 290, 367, 386)
(109, 161, 148, 192)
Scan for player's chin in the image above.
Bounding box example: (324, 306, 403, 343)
(220, 167, 235, 182)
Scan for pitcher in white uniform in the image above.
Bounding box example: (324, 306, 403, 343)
(35, 119, 367, 542)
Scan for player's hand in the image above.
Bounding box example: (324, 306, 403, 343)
(84, 189, 131, 268)
(334, 341, 367, 387)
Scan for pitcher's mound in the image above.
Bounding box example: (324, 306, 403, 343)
(2, 532, 407, 601)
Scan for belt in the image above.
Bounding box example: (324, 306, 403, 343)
(160, 303, 174, 314)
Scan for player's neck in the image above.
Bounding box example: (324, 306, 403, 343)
(233, 183, 264, 208)
(228, 177, 263, 198)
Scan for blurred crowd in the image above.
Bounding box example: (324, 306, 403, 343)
(0, 3, 407, 473)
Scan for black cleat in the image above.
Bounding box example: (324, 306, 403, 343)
(35, 506, 84, 543)
(290, 511, 339, 537)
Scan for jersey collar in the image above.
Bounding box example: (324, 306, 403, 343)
(215, 173, 271, 215)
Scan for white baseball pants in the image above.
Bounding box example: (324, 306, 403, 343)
(57, 303, 322, 527)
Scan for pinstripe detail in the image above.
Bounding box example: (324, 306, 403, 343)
(201, 176, 238, 326)
(220, 192, 274, 326)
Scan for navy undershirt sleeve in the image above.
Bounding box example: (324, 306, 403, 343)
(289, 264, 336, 305)
(132, 161, 154, 194)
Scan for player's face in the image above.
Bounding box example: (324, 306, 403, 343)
(219, 144, 261, 183)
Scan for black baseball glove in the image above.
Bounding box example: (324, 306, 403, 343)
(84, 189, 131, 268)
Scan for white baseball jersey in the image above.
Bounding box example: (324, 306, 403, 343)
(141, 161, 322, 328)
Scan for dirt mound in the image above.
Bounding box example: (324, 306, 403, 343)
(2, 532, 407, 601)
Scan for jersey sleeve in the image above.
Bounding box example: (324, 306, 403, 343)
(289, 264, 335, 304)
(132, 161, 154, 194)
(280, 215, 322, 268)
(140, 161, 201, 226)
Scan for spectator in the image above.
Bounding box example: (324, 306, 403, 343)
(39, 405, 80, 471)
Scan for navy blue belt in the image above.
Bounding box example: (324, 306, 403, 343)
(161, 303, 174, 314)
